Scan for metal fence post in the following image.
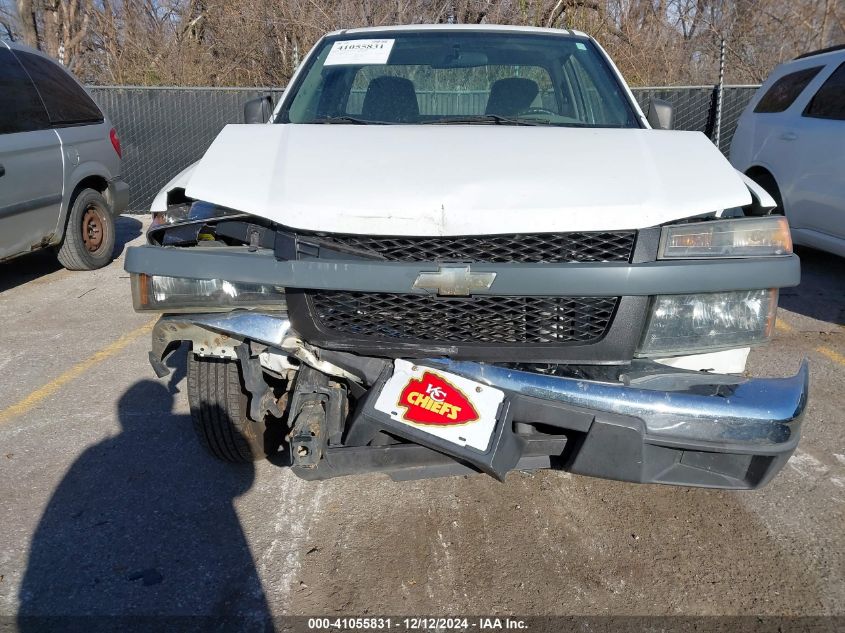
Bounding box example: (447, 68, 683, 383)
(713, 36, 726, 150)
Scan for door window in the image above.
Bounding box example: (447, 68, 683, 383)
(804, 61, 845, 121)
(562, 54, 629, 126)
(14, 51, 103, 125)
(753, 66, 823, 113)
(0, 48, 50, 134)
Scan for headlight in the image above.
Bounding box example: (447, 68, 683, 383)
(637, 289, 778, 357)
(131, 273, 286, 313)
(659, 217, 792, 259)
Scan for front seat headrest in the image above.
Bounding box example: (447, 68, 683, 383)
(361, 76, 419, 123)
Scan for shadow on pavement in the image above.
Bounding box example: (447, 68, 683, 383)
(17, 353, 273, 627)
(112, 214, 145, 259)
(0, 215, 143, 293)
(0, 250, 61, 293)
(780, 246, 845, 326)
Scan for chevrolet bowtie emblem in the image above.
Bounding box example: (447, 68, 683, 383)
(413, 266, 497, 296)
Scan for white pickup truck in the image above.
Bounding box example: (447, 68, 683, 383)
(126, 25, 807, 489)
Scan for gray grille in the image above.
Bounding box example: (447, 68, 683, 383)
(307, 231, 636, 263)
(308, 292, 619, 345)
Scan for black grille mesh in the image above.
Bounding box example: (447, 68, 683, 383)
(307, 231, 636, 263)
(308, 292, 618, 345)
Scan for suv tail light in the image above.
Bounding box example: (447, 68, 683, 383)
(109, 128, 122, 158)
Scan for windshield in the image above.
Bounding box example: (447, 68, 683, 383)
(277, 31, 640, 128)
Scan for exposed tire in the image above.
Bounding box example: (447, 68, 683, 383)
(57, 188, 116, 270)
(187, 354, 266, 462)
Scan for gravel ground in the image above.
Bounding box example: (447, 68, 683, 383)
(0, 216, 842, 624)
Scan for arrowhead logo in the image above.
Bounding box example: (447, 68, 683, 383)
(397, 371, 480, 426)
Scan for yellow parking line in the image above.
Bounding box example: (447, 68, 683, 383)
(775, 319, 794, 333)
(775, 316, 844, 366)
(0, 318, 157, 426)
(817, 346, 845, 367)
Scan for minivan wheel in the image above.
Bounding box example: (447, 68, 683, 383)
(187, 354, 267, 463)
(57, 188, 116, 270)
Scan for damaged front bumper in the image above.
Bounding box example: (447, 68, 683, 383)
(423, 358, 808, 488)
(149, 312, 808, 489)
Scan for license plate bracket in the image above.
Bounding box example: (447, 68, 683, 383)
(375, 360, 504, 452)
(346, 360, 524, 480)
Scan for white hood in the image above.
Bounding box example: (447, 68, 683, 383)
(182, 124, 751, 235)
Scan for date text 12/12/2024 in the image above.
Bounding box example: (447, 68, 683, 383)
(307, 617, 529, 631)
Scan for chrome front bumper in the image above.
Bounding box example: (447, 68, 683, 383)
(437, 359, 809, 451)
(340, 357, 808, 488)
(148, 312, 808, 488)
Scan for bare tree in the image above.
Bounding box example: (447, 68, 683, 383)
(4, 0, 844, 85)
(12, 0, 38, 45)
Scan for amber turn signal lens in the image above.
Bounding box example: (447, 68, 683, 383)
(659, 216, 793, 259)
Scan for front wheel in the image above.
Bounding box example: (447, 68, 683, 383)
(187, 354, 267, 462)
(57, 188, 116, 270)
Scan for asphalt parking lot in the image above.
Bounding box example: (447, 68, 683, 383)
(0, 214, 843, 621)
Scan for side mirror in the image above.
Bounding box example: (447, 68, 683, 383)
(243, 95, 273, 124)
(646, 98, 674, 130)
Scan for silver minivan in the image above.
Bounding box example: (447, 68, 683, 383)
(0, 41, 128, 270)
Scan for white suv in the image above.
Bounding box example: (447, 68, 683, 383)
(730, 46, 845, 258)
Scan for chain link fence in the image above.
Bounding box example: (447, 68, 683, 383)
(87, 85, 759, 212)
(630, 85, 759, 153)
(87, 87, 284, 211)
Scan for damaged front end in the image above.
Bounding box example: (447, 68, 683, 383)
(127, 203, 808, 489)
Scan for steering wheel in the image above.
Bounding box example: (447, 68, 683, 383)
(519, 107, 557, 116)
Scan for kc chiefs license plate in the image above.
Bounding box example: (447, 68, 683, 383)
(374, 360, 505, 452)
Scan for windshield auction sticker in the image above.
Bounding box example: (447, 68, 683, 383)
(324, 39, 395, 65)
